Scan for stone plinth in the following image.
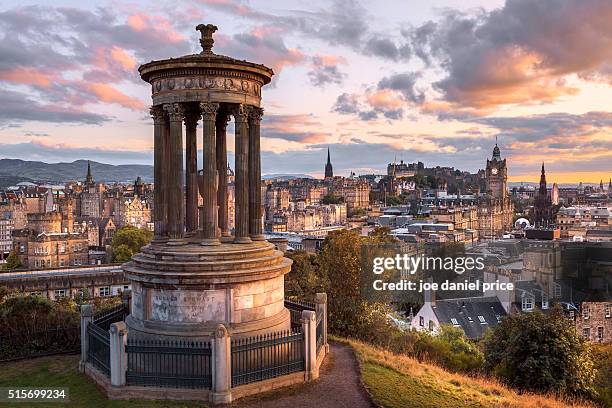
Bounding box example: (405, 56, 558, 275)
(123, 240, 291, 339)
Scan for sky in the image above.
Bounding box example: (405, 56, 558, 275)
(0, 0, 611, 183)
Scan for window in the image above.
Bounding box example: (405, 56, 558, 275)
(467, 316, 473, 323)
(597, 327, 604, 342)
(450, 318, 459, 326)
(99, 286, 110, 297)
(123, 285, 130, 291)
(583, 304, 590, 320)
(478, 315, 487, 324)
(428, 320, 434, 331)
(495, 314, 501, 322)
(554, 283, 562, 298)
(542, 293, 549, 310)
(583, 328, 590, 340)
(419, 316, 424, 327)
(569, 310, 575, 319)
(522, 296, 534, 312)
(54, 289, 66, 299)
(606, 304, 611, 318)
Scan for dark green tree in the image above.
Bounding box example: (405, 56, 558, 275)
(110, 226, 153, 263)
(285, 251, 321, 298)
(483, 308, 596, 398)
(2, 251, 21, 271)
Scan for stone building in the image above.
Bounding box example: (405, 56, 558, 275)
(478, 143, 514, 238)
(575, 302, 611, 344)
(114, 195, 152, 230)
(13, 212, 89, 269)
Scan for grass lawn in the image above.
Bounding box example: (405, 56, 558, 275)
(0, 354, 207, 407)
(339, 337, 597, 408)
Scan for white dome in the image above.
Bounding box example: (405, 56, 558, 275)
(514, 217, 530, 229)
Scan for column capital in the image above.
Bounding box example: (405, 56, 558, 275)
(200, 101, 220, 121)
(216, 110, 231, 127)
(184, 106, 200, 129)
(232, 104, 249, 124)
(248, 106, 264, 124)
(164, 103, 186, 122)
(149, 105, 166, 124)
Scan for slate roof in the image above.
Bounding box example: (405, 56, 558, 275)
(432, 296, 506, 339)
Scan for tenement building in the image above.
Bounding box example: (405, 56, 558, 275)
(12, 211, 89, 269)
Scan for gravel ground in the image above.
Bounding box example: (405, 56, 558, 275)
(233, 342, 374, 408)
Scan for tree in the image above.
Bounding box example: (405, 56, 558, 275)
(110, 226, 153, 263)
(483, 308, 596, 398)
(285, 251, 321, 298)
(385, 195, 402, 206)
(1, 251, 21, 271)
(320, 194, 343, 204)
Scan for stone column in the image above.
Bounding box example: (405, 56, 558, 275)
(150, 106, 167, 242)
(163, 103, 186, 244)
(216, 110, 231, 239)
(184, 107, 200, 235)
(315, 292, 328, 354)
(79, 304, 94, 373)
(109, 322, 128, 387)
(200, 102, 220, 245)
(301, 310, 318, 380)
(248, 107, 264, 240)
(233, 104, 251, 243)
(211, 324, 232, 404)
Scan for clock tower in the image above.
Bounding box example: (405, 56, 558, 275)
(486, 142, 508, 200)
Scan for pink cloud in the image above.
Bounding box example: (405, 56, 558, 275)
(84, 83, 145, 110)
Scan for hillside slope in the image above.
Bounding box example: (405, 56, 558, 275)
(340, 337, 595, 408)
(0, 159, 153, 185)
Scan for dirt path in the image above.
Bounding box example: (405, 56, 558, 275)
(233, 342, 374, 408)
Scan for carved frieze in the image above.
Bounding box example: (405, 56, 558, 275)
(152, 76, 262, 97)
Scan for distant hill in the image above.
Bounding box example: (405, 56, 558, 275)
(262, 174, 313, 180)
(0, 159, 153, 186)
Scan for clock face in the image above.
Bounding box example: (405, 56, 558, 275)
(491, 168, 498, 175)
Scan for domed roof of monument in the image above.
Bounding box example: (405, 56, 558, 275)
(139, 24, 274, 84)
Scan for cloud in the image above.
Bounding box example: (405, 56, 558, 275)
(218, 26, 305, 77)
(200, 0, 411, 62)
(409, 0, 612, 110)
(307, 55, 347, 87)
(0, 90, 111, 126)
(0, 140, 152, 164)
(0, 5, 186, 120)
(262, 114, 330, 144)
(377, 72, 424, 104)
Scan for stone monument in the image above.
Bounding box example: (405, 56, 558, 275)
(123, 24, 292, 340)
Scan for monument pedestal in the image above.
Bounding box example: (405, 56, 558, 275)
(123, 240, 291, 340)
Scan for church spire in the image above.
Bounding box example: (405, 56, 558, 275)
(324, 147, 333, 178)
(85, 160, 94, 187)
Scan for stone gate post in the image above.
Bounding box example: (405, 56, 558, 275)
(301, 310, 318, 380)
(79, 304, 94, 373)
(211, 324, 232, 404)
(109, 322, 128, 387)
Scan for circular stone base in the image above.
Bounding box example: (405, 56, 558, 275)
(122, 240, 292, 340)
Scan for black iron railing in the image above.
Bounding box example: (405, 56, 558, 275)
(284, 299, 315, 331)
(231, 330, 305, 387)
(126, 339, 212, 389)
(87, 321, 110, 376)
(93, 302, 129, 331)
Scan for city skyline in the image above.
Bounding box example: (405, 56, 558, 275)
(0, 0, 611, 183)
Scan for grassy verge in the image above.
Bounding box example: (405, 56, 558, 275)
(335, 336, 596, 408)
(0, 354, 206, 407)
